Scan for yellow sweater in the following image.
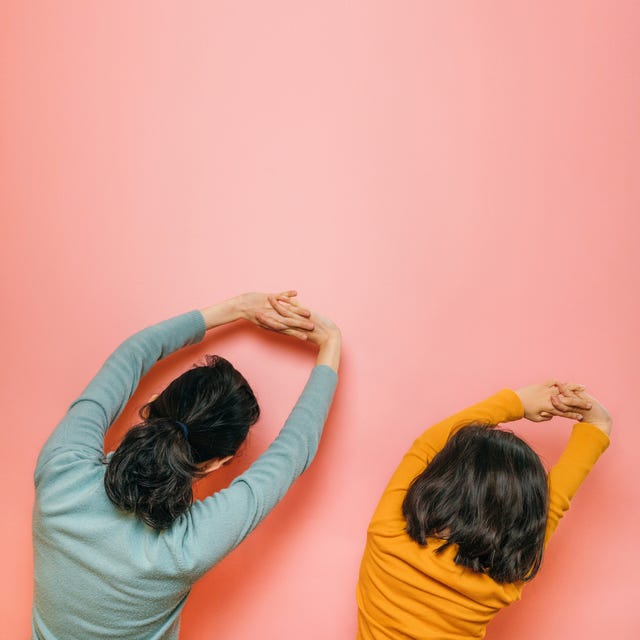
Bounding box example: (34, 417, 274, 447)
(356, 390, 610, 640)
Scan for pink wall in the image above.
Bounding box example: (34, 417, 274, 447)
(2, 2, 639, 638)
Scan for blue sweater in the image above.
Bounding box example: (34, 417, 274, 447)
(32, 310, 338, 640)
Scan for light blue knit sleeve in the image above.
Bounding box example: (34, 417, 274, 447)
(36, 310, 206, 471)
(175, 364, 338, 580)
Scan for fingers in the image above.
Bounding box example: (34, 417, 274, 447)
(255, 311, 290, 332)
(276, 291, 310, 313)
(549, 394, 574, 413)
(279, 328, 309, 341)
(549, 396, 584, 421)
(267, 294, 290, 317)
(260, 325, 309, 341)
(531, 412, 555, 422)
(255, 312, 311, 340)
(269, 293, 312, 319)
(551, 409, 584, 421)
(282, 297, 312, 316)
(554, 385, 592, 410)
(263, 308, 314, 331)
(546, 380, 586, 393)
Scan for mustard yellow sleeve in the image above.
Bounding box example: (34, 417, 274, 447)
(545, 422, 610, 545)
(368, 390, 524, 531)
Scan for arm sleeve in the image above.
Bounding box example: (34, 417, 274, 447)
(177, 364, 338, 579)
(36, 310, 206, 471)
(368, 389, 524, 529)
(544, 422, 610, 545)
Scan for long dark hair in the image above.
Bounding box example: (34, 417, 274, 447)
(402, 425, 548, 584)
(104, 355, 260, 530)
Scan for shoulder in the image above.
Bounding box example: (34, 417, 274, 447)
(35, 449, 106, 499)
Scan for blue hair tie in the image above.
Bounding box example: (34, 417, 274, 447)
(175, 421, 189, 438)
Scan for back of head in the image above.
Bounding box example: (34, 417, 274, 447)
(402, 425, 548, 583)
(104, 355, 260, 530)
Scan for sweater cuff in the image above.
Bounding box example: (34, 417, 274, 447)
(308, 364, 339, 392)
(571, 421, 611, 452)
(497, 388, 525, 422)
(186, 309, 207, 343)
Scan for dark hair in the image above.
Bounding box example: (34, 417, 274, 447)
(402, 425, 548, 584)
(104, 355, 259, 530)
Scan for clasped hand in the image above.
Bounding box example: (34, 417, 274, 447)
(516, 381, 611, 433)
(238, 290, 338, 346)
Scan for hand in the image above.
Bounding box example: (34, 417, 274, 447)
(307, 311, 341, 372)
(551, 385, 612, 435)
(301, 311, 341, 348)
(239, 291, 315, 340)
(515, 381, 592, 422)
(272, 300, 341, 371)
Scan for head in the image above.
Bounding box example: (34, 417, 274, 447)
(104, 355, 259, 530)
(402, 425, 548, 583)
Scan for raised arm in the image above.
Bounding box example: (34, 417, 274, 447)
(369, 381, 590, 529)
(545, 388, 611, 544)
(368, 389, 524, 528)
(178, 312, 342, 578)
(36, 292, 314, 471)
(37, 311, 206, 469)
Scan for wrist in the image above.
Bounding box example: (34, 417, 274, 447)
(514, 389, 530, 417)
(322, 327, 342, 345)
(200, 297, 243, 330)
(230, 294, 251, 322)
(316, 331, 341, 372)
(586, 419, 612, 436)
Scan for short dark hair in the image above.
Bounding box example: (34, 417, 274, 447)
(402, 425, 548, 583)
(104, 355, 260, 530)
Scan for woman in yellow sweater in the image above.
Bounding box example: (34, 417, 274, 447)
(356, 381, 611, 639)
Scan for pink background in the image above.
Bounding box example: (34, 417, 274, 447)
(2, 2, 639, 638)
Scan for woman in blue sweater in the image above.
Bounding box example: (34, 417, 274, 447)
(32, 291, 341, 640)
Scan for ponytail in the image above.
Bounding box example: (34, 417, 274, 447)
(104, 355, 259, 530)
(104, 419, 203, 530)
